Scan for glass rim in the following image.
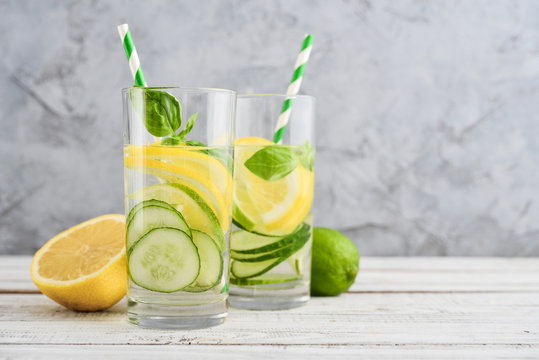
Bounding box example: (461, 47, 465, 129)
(122, 86, 237, 95)
(238, 93, 315, 101)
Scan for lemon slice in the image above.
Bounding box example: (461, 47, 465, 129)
(233, 137, 314, 236)
(124, 154, 229, 232)
(30, 214, 126, 312)
(125, 145, 233, 207)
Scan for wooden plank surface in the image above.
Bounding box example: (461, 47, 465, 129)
(1, 345, 539, 360)
(1, 293, 538, 346)
(4, 256, 539, 292)
(1, 256, 538, 359)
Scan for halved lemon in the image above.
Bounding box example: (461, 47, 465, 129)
(233, 137, 314, 236)
(124, 154, 229, 232)
(30, 214, 126, 312)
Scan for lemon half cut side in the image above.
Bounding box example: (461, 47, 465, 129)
(30, 214, 127, 312)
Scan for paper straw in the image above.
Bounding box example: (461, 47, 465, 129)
(273, 34, 313, 144)
(117, 24, 147, 86)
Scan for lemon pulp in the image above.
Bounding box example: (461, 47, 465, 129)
(233, 137, 314, 236)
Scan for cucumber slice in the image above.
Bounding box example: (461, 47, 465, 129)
(230, 274, 300, 286)
(126, 199, 175, 226)
(231, 223, 310, 254)
(288, 237, 312, 276)
(231, 247, 284, 261)
(184, 230, 223, 292)
(127, 204, 191, 250)
(128, 227, 200, 293)
(230, 226, 310, 278)
(230, 231, 285, 254)
(231, 229, 309, 262)
(169, 183, 226, 251)
(129, 183, 226, 251)
(232, 214, 290, 237)
(288, 214, 313, 275)
(230, 257, 284, 279)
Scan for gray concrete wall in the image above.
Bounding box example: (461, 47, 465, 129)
(1, 0, 539, 255)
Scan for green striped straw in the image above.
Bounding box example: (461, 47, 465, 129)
(117, 24, 147, 86)
(273, 34, 313, 144)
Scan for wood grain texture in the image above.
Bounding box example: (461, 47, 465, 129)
(5, 256, 539, 292)
(1, 256, 538, 359)
(1, 345, 539, 360)
(1, 293, 538, 346)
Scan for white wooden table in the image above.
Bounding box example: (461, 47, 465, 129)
(1, 256, 538, 359)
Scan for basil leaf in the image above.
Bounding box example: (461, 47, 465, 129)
(177, 112, 197, 138)
(160, 136, 183, 145)
(131, 89, 182, 137)
(244, 146, 298, 181)
(294, 141, 314, 171)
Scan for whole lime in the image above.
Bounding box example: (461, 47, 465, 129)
(310, 227, 359, 296)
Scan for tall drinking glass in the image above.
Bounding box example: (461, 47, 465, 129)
(230, 94, 315, 310)
(123, 87, 236, 329)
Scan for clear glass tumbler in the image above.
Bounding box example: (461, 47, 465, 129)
(122, 87, 236, 329)
(229, 94, 315, 310)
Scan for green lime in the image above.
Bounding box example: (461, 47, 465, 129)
(310, 227, 359, 296)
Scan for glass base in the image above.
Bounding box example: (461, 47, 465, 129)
(127, 298, 227, 329)
(229, 294, 309, 310)
(229, 284, 309, 310)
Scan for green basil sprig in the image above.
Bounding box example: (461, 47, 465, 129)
(131, 88, 231, 167)
(160, 113, 198, 145)
(131, 89, 182, 137)
(131, 88, 197, 142)
(244, 146, 298, 181)
(244, 141, 314, 181)
(177, 113, 197, 138)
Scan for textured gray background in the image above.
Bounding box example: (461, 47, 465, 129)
(1, 0, 539, 256)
